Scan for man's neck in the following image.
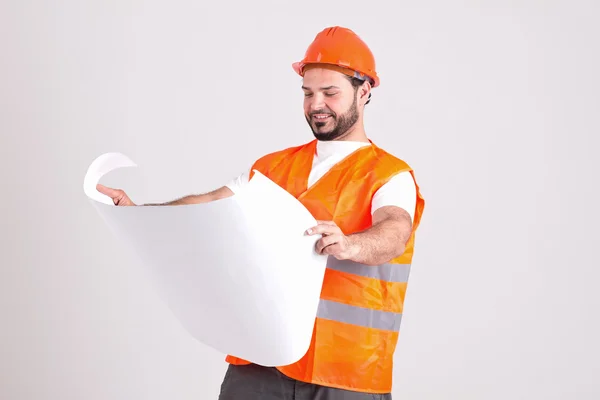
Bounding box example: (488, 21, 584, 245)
(336, 122, 368, 142)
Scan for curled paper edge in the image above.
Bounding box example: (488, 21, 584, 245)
(83, 152, 138, 205)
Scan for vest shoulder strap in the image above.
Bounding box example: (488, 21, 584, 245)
(249, 141, 315, 180)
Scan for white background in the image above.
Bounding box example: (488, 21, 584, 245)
(1, 1, 599, 399)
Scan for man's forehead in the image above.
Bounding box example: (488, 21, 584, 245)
(302, 68, 348, 88)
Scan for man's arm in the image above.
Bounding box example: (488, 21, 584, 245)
(306, 205, 413, 266)
(96, 184, 234, 206)
(142, 186, 234, 206)
(346, 206, 412, 265)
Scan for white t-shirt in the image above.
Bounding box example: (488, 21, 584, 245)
(226, 140, 417, 221)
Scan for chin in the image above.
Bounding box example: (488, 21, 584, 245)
(313, 132, 336, 141)
(313, 127, 332, 136)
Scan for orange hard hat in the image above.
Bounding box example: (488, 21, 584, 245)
(292, 26, 380, 88)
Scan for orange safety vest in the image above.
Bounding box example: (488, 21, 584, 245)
(225, 139, 425, 394)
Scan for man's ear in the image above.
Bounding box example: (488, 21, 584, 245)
(359, 81, 372, 106)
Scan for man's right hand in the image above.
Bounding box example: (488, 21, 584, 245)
(96, 184, 136, 206)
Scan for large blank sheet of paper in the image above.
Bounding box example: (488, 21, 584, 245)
(83, 153, 328, 366)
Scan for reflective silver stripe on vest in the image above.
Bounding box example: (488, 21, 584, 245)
(317, 299, 403, 332)
(326, 257, 411, 283)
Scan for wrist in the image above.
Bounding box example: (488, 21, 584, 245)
(345, 234, 361, 260)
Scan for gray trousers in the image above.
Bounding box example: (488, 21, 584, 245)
(218, 363, 392, 400)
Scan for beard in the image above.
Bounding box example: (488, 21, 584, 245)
(305, 96, 359, 141)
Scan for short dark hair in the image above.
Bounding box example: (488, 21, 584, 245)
(346, 76, 372, 105)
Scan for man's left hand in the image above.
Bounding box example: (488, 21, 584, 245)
(305, 220, 359, 260)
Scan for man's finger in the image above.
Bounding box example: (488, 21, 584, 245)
(321, 243, 342, 256)
(316, 234, 341, 253)
(96, 184, 121, 198)
(306, 224, 340, 236)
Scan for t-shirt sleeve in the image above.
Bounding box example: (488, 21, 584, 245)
(371, 171, 417, 222)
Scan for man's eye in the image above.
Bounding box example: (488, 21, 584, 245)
(304, 93, 313, 97)
(325, 92, 337, 97)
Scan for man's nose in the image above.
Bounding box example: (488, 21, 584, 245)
(309, 94, 326, 111)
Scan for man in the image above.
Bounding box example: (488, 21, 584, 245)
(98, 26, 425, 400)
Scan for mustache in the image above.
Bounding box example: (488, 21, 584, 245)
(309, 110, 335, 118)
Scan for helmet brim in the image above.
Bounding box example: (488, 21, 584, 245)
(292, 61, 303, 75)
